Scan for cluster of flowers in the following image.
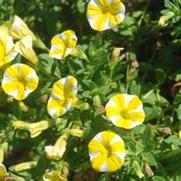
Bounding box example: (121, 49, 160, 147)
(0, 0, 146, 180)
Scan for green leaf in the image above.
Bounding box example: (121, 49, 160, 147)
(177, 104, 181, 121)
(142, 152, 157, 166)
(155, 68, 167, 86)
(152, 176, 166, 181)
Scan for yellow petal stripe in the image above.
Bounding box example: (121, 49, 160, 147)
(88, 130, 126, 172)
(105, 94, 145, 129)
(49, 30, 77, 60)
(0, 28, 17, 67)
(87, 0, 125, 31)
(10, 15, 36, 41)
(15, 35, 38, 64)
(2, 63, 39, 100)
(47, 76, 78, 118)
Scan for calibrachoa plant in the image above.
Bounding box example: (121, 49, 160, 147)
(0, 0, 181, 181)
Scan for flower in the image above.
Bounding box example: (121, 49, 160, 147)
(88, 130, 126, 172)
(43, 164, 69, 181)
(45, 134, 68, 161)
(15, 35, 38, 64)
(10, 15, 36, 41)
(0, 142, 8, 163)
(0, 25, 17, 67)
(2, 63, 39, 100)
(49, 30, 77, 60)
(12, 120, 49, 138)
(105, 94, 145, 129)
(0, 163, 9, 180)
(47, 76, 78, 119)
(87, 0, 125, 31)
(10, 15, 47, 50)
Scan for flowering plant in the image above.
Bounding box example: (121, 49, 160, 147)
(0, 0, 181, 181)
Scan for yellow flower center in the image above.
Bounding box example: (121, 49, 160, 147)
(120, 109, 130, 119)
(0, 40, 5, 61)
(101, 6, 110, 14)
(18, 77, 27, 87)
(104, 144, 112, 157)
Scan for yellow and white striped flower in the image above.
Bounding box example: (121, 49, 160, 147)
(105, 94, 145, 129)
(10, 15, 36, 41)
(0, 25, 17, 67)
(2, 63, 39, 100)
(15, 35, 38, 64)
(49, 30, 77, 60)
(88, 130, 126, 172)
(87, 0, 125, 31)
(0, 163, 9, 180)
(47, 76, 78, 119)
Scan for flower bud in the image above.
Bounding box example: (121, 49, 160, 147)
(69, 122, 83, 138)
(28, 121, 49, 138)
(0, 142, 8, 163)
(133, 161, 144, 178)
(12, 120, 29, 129)
(93, 95, 101, 107)
(15, 35, 38, 64)
(10, 161, 37, 172)
(45, 134, 68, 161)
(179, 130, 181, 138)
(145, 163, 154, 177)
(158, 127, 171, 135)
(111, 47, 123, 65)
(12, 120, 49, 138)
(158, 12, 174, 27)
(19, 101, 29, 112)
(69, 128, 83, 138)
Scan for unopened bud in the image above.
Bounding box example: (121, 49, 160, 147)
(0, 142, 8, 163)
(158, 127, 171, 135)
(111, 47, 124, 64)
(10, 161, 37, 172)
(145, 163, 154, 177)
(19, 101, 29, 112)
(28, 121, 49, 138)
(133, 161, 144, 178)
(45, 134, 68, 161)
(179, 130, 181, 138)
(69, 129, 83, 137)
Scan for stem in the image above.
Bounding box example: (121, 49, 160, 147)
(125, 63, 131, 93)
(142, 89, 154, 100)
(130, 131, 144, 148)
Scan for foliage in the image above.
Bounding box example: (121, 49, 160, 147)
(0, 0, 181, 181)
